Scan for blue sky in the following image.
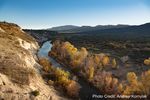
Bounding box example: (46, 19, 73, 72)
(0, 0, 150, 29)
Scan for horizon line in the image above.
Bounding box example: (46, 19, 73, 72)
(22, 22, 149, 30)
(1, 21, 149, 30)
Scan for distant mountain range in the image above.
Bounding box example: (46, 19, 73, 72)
(49, 25, 79, 32)
(79, 23, 150, 35)
(47, 23, 150, 38)
(24, 22, 150, 47)
(25, 22, 150, 42)
(48, 24, 130, 33)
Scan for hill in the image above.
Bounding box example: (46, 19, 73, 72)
(23, 29, 58, 45)
(0, 22, 68, 100)
(48, 24, 129, 33)
(49, 25, 79, 32)
(80, 23, 150, 34)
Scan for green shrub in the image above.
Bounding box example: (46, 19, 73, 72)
(31, 90, 40, 96)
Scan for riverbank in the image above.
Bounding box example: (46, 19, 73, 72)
(50, 55, 102, 100)
(38, 41, 101, 100)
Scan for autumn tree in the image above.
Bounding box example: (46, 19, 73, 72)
(39, 58, 52, 72)
(144, 58, 150, 66)
(112, 58, 117, 69)
(102, 56, 110, 66)
(91, 71, 119, 94)
(127, 72, 137, 85)
(70, 47, 88, 68)
(141, 70, 150, 94)
(117, 83, 124, 94)
(123, 72, 141, 95)
(50, 40, 61, 56)
(65, 80, 80, 98)
(53, 67, 71, 86)
(94, 55, 101, 65)
(88, 66, 94, 80)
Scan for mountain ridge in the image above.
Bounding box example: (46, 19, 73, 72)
(48, 24, 130, 33)
(49, 25, 79, 31)
(47, 23, 150, 36)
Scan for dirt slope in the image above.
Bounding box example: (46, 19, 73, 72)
(0, 22, 68, 100)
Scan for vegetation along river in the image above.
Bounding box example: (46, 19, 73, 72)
(38, 41, 101, 100)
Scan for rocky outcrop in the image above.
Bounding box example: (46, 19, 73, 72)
(0, 22, 68, 100)
(24, 29, 58, 46)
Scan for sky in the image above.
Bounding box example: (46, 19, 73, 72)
(0, 0, 150, 29)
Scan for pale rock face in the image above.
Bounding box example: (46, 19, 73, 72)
(19, 27, 25, 33)
(0, 22, 69, 100)
(0, 73, 66, 100)
(0, 27, 5, 32)
(16, 38, 38, 68)
(17, 38, 38, 50)
(0, 73, 12, 86)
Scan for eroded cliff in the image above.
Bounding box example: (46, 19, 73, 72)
(0, 22, 68, 100)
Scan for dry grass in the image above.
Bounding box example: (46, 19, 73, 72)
(0, 22, 36, 43)
(0, 22, 37, 85)
(0, 22, 70, 100)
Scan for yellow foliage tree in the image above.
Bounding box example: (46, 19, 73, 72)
(54, 68, 70, 78)
(54, 68, 71, 86)
(102, 56, 110, 66)
(89, 66, 94, 80)
(57, 76, 70, 86)
(94, 55, 101, 65)
(104, 76, 119, 94)
(112, 58, 117, 69)
(141, 70, 150, 94)
(144, 58, 150, 66)
(127, 72, 137, 85)
(123, 72, 142, 95)
(117, 83, 124, 93)
(39, 58, 52, 72)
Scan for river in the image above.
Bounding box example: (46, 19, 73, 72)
(38, 41, 101, 100)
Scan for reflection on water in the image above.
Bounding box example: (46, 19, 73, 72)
(38, 41, 63, 68)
